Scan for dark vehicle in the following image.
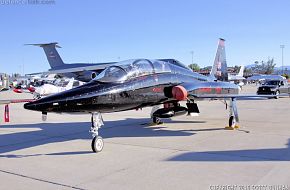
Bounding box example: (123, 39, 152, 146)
(257, 79, 290, 97)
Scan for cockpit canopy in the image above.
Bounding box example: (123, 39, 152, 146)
(93, 59, 171, 83)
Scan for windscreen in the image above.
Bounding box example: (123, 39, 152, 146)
(93, 59, 171, 83)
(93, 66, 127, 83)
(265, 80, 280, 85)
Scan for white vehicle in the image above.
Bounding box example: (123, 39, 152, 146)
(33, 78, 78, 99)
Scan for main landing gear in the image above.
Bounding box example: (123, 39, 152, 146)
(90, 112, 104, 152)
(150, 105, 164, 125)
(152, 116, 163, 125)
(225, 98, 240, 130)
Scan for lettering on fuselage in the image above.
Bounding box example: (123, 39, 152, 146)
(198, 87, 223, 94)
(152, 87, 162, 93)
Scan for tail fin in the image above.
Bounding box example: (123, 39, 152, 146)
(210, 38, 228, 81)
(26, 42, 64, 69)
(237, 65, 245, 77)
(65, 78, 74, 90)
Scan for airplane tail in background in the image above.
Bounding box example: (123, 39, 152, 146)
(26, 42, 64, 69)
(237, 65, 245, 77)
(210, 38, 228, 81)
(65, 78, 74, 90)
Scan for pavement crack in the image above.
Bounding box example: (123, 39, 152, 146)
(0, 169, 86, 190)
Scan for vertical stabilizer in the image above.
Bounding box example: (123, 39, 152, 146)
(26, 42, 64, 69)
(237, 65, 245, 77)
(210, 38, 228, 81)
(65, 78, 74, 90)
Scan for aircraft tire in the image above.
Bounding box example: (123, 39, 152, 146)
(91, 136, 104, 153)
(229, 116, 236, 128)
(274, 90, 279, 99)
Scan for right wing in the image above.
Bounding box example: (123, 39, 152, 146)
(179, 82, 282, 100)
(27, 62, 116, 77)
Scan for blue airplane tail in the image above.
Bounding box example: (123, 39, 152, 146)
(26, 42, 64, 69)
(210, 38, 228, 81)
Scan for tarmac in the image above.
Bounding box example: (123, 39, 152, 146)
(0, 84, 290, 190)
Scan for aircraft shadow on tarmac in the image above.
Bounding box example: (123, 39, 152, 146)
(0, 118, 207, 156)
(167, 139, 290, 162)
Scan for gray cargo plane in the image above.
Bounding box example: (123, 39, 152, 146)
(27, 43, 117, 82)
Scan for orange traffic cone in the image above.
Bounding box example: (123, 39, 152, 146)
(4, 104, 10, 122)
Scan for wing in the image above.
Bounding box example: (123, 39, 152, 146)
(0, 99, 34, 105)
(178, 82, 281, 100)
(47, 63, 116, 74)
(190, 94, 280, 100)
(27, 62, 117, 77)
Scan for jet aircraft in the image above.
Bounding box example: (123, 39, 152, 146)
(24, 38, 276, 153)
(32, 78, 81, 99)
(228, 65, 245, 81)
(228, 65, 246, 87)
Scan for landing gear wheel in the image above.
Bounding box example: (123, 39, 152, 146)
(42, 112, 47, 121)
(229, 116, 236, 128)
(91, 136, 104, 153)
(33, 93, 40, 100)
(90, 113, 104, 152)
(153, 117, 163, 125)
(275, 90, 279, 99)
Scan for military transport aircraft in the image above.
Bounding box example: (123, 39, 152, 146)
(24, 38, 277, 153)
(26, 43, 117, 82)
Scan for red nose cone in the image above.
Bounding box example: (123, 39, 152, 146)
(172, 85, 188, 101)
(28, 87, 35, 92)
(13, 89, 23, 93)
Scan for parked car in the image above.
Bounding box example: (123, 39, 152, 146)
(257, 79, 290, 98)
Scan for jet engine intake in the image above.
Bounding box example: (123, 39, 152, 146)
(91, 72, 97, 79)
(172, 85, 188, 101)
(164, 85, 188, 100)
(78, 71, 99, 81)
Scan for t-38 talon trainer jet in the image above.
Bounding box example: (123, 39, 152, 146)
(24, 38, 276, 153)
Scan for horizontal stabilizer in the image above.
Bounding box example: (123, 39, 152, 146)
(25, 42, 61, 48)
(25, 42, 64, 68)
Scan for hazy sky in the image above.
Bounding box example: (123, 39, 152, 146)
(0, 0, 289, 75)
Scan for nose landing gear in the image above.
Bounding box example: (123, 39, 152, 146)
(90, 112, 104, 152)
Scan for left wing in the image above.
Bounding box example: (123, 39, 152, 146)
(0, 99, 34, 105)
(1, 99, 34, 122)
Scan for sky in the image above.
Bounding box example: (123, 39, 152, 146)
(0, 0, 289, 75)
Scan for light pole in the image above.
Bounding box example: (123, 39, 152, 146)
(190, 51, 194, 65)
(280, 45, 285, 75)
